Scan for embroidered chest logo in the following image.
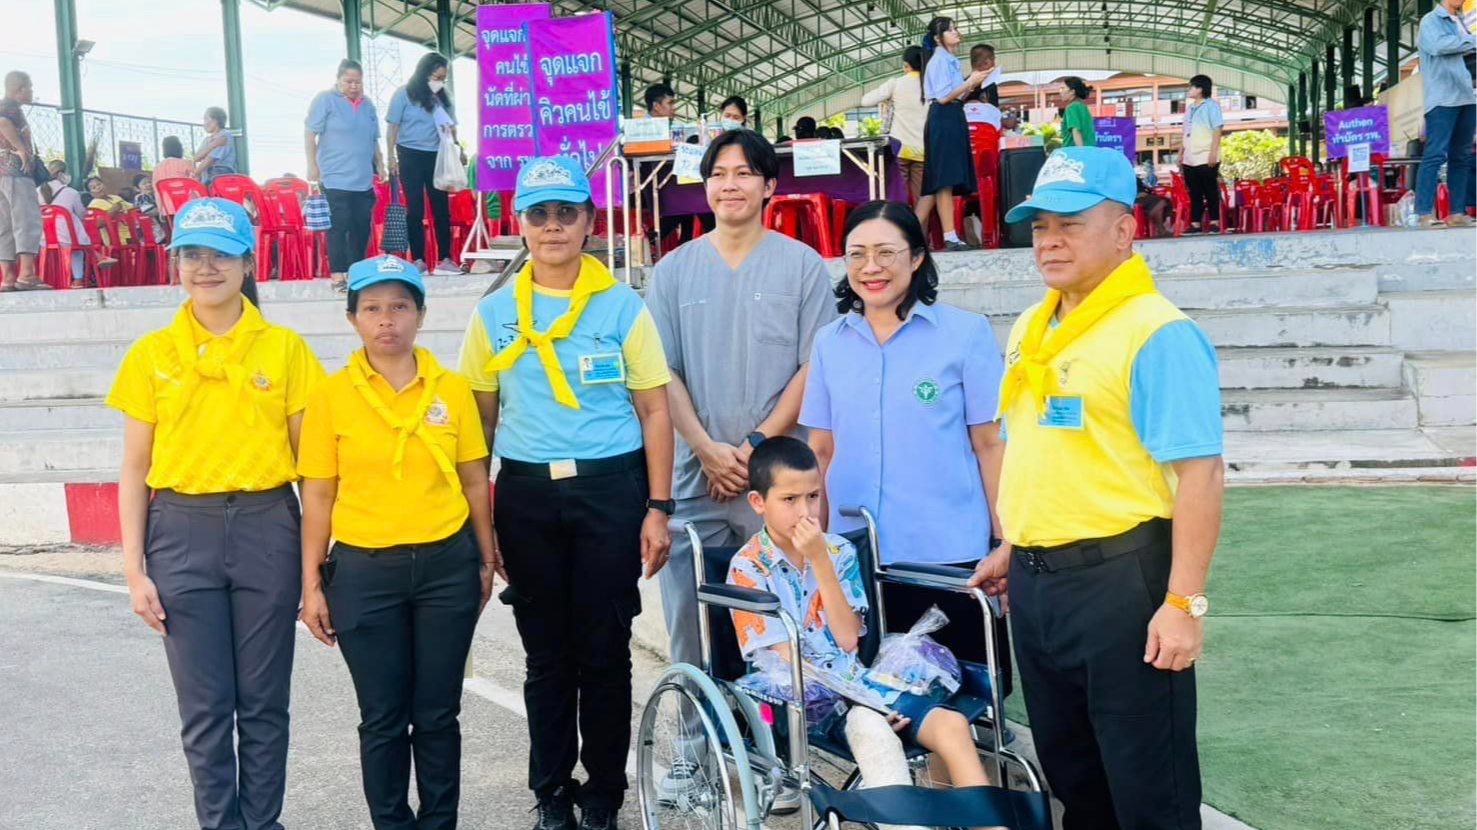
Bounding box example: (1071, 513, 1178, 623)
(1057, 359, 1073, 387)
(1036, 153, 1087, 187)
(913, 377, 941, 405)
(424, 397, 450, 426)
(1006, 344, 1021, 365)
(250, 370, 273, 392)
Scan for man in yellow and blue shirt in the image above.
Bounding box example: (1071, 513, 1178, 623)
(971, 147, 1224, 830)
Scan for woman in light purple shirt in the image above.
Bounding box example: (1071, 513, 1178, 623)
(800, 199, 1010, 674)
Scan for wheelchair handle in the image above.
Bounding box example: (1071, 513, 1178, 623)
(838, 504, 866, 518)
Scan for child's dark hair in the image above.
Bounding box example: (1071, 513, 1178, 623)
(749, 436, 818, 497)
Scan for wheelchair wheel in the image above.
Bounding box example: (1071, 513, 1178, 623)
(637, 680, 742, 829)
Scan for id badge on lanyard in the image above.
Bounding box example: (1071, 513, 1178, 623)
(579, 352, 626, 385)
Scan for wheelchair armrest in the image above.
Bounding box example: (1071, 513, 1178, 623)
(838, 504, 866, 518)
(696, 582, 783, 615)
(881, 562, 974, 591)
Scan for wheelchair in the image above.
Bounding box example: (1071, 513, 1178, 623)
(635, 506, 1050, 830)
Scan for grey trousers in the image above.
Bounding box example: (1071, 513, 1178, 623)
(148, 486, 303, 830)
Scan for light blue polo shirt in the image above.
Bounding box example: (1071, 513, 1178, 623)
(463, 280, 670, 463)
(305, 89, 380, 191)
(800, 301, 1005, 565)
(387, 86, 455, 153)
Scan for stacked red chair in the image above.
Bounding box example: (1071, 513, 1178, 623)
(155, 177, 209, 220)
(123, 209, 168, 285)
(85, 208, 137, 285)
(263, 178, 324, 279)
(38, 206, 105, 288)
(210, 174, 307, 280)
(1339, 153, 1399, 228)
(763, 193, 837, 257)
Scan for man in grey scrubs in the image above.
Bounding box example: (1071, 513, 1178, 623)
(645, 130, 834, 808)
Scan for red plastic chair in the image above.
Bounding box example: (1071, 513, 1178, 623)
(830, 200, 851, 254)
(85, 208, 137, 285)
(263, 177, 310, 205)
(1279, 156, 1316, 181)
(155, 177, 208, 219)
(122, 209, 167, 285)
(38, 206, 106, 288)
(1258, 181, 1290, 232)
(1339, 153, 1398, 228)
(763, 193, 837, 257)
(264, 178, 325, 279)
(448, 189, 479, 265)
(211, 174, 304, 280)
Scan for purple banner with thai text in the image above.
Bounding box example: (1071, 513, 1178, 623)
(476, 3, 549, 192)
(1094, 116, 1137, 163)
(1323, 105, 1391, 158)
(526, 12, 621, 207)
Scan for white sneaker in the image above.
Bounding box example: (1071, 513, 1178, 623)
(432, 259, 463, 275)
(769, 782, 802, 815)
(656, 758, 702, 807)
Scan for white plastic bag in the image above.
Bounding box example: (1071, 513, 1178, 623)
(869, 605, 962, 696)
(735, 650, 845, 723)
(1395, 191, 1417, 228)
(433, 131, 467, 192)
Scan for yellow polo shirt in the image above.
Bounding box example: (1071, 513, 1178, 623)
(106, 299, 324, 494)
(297, 347, 489, 548)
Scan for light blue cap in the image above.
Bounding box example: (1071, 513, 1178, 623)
(513, 155, 591, 212)
(347, 255, 426, 295)
(1004, 147, 1139, 224)
(168, 197, 256, 255)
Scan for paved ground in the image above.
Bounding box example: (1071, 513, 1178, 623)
(0, 552, 1254, 830)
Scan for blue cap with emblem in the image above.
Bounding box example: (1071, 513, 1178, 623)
(168, 197, 256, 255)
(1004, 146, 1139, 224)
(513, 155, 591, 212)
(347, 255, 427, 295)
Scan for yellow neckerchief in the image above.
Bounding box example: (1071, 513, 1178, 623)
(347, 347, 459, 492)
(162, 297, 268, 432)
(998, 252, 1158, 415)
(485, 253, 616, 409)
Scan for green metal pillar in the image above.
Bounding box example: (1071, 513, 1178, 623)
(1309, 60, 1321, 163)
(697, 87, 706, 118)
(1297, 72, 1308, 156)
(436, 0, 455, 94)
(620, 61, 632, 118)
(1325, 45, 1337, 111)
(53, 0, 86, 172)
(1364, 7, 1376, 98)
(1386, 0, 1401, 87)
(1341, 27, 1355, 105)
(1288, 83, 1297, 156)
(753, 106, 762, 138)
(343, 0, 362, 63)
(221, 0, 249, 174)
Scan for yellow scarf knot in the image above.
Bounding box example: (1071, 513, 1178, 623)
(162, 298, 267, 435)
(998, 253, 1158, 415)
(348, 347, 459, 491)
(485, 254, 616, 409)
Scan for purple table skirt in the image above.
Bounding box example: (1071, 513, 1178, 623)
(651, 144, 908, 217)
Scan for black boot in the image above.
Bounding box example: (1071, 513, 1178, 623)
(578, 805, 618, 830)
(532, 785, 578, 830)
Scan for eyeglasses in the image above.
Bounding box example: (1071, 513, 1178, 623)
(177, 250, 243, 270)
(844, 248, 909, 269)
(522, 204, 584, 227)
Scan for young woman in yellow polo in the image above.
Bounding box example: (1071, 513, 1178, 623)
(457, 156, 673, 830)
(108, 197, 325, 830)
(297, 255, 496, 830)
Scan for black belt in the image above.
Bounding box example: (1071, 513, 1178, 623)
(152, 484, 295, 508)
(1013, 519, 1170, 574)
(499, 448, 645, 480)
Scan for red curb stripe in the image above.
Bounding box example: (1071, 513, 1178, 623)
(64, 482, 122, 545)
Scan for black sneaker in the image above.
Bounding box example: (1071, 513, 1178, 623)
(578, 806, 618, 830)
(532, 789, 577, 830)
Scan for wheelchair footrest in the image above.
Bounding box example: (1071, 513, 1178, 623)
(809, 781, 1051, 830)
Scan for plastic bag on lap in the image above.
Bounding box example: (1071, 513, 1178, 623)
(869, 605, 961, 696)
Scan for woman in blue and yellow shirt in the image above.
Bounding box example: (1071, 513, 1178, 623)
(458, 156, 673, 830)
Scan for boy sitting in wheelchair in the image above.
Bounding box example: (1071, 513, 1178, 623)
(728, 437, 1001, 829)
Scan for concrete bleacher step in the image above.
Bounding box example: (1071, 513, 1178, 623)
(0, 428, 122, 475)
(1382, 290, 1477, 353)
(1224, 427, 1475, 473)
(985, 303, 1393, 349)
(0, 398, 117, 431)
(1403, 351, 1476, 428)
(942, 267, 1380, 315)
(1216, 346, 1406, 389)
(1221, 388, 1418, 432)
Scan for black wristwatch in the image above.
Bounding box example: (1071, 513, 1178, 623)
(746, 431, 767, 449)
(647, 498, 677, 516)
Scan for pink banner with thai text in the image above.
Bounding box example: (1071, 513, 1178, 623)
(526, 12, 621, 207)
(476, 3, 549, 192)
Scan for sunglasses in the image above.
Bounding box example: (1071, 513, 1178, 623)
(522, 204, 584, 228)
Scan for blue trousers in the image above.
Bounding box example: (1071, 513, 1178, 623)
(1415, 104, 1476, 216)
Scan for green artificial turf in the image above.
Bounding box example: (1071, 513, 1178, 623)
(1006, 486, 1476, 830)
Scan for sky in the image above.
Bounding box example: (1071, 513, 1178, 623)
(5, 0, 480, 178)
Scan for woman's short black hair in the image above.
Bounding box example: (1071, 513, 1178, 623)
(337, 59, 363, 78)
(748, 436, 818, 497)
(205, 106, 229, 128)
(407, 52, 452, 113)
(161, 135, 184, 158)
(718, 95, 748, 119)
(834, 200, 939, 321)
(1189, 74, 1214, 99)
(699, 129, 780, 183)
(793, 116, 817, 139)
(902, 45, 924, 73)
(347, 280, 426, 313)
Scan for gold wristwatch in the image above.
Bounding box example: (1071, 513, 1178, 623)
(1165, 591, 1209, 619)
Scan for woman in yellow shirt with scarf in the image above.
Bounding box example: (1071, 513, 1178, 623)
(296, 255, 496, 830)
(108, 197, 324, 830)
(457, 156, 673, 830)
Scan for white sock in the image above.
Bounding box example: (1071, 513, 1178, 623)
(844, 708, 929, 830)
(943, 230, 962, 244)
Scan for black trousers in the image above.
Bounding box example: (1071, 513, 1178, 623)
(495, 459, 648, 811)
(1181, 163, 1221, 228)
(397, 145, 452, 263)
(324, 187, 376, 274)
(148, 485, 301, 830)
(324, 525, 483, 830)
(1008, 528, 1201, 830)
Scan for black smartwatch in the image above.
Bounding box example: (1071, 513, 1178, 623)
(745, 431, 767, 449)
(647, 498, 677, 516)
